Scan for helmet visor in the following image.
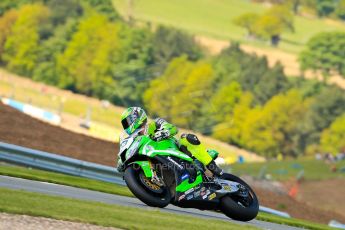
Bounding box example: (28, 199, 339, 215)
(121, 114, 137, 130)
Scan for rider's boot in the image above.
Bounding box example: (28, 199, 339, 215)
(180, 133, 223, 178)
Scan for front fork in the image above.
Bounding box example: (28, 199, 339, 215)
(149, 160, 165, 186)
(130, 160, 164, 186)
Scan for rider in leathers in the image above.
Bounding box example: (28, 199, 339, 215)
(118, 107, 223, 177)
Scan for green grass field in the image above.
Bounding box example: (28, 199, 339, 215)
(0, 164, 333, 230)
(0, 188, 258, 230)
(229, 158, 345, 181)
(112, 0, 345, 54)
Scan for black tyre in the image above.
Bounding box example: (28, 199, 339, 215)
(124, 166, 171, 208)
(220, 173, 259, 221)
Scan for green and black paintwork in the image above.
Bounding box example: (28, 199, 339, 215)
(117, 129, 259, 221)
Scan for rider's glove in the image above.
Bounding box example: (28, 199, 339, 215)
(153, 129, 170, 141)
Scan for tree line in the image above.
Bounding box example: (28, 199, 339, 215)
(144, 45, 345, 157)
(0, 1, 344, 157)
(234, 1, 345, 47)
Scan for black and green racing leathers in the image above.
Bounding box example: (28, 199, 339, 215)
(147, 118, 223, 176)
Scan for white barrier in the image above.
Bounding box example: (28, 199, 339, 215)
(329, 220, 345, 229)
(1, 98, 61, 125)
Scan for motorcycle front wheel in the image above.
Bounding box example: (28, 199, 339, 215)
(220, 173, 259, 221)
(124, 165, 171, 208)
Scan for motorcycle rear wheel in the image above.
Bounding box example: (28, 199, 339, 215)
(124, 165, 171, 208)
(220, 173, 259, 221)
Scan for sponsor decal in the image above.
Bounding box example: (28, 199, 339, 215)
(185, 188, 194, 195)
(178, 194, 185, 201)
(186, 194, 193, 200)
(181, 173, 189, 181)
(208, 193, 216, 200)
(223, 185, 231, 191)
(193, 190, 201, 198)
(200, 189, 210, 197)
(202, 194, 208, 199)
(167, 157, 183, 170)
(201, 187, 206, 192)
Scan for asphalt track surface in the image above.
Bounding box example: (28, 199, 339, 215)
(0, 176, 302, 230)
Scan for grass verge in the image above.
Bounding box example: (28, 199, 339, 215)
(0, 164, 333, 229)
(228, 158, 345, 181)
(257, 213, 334, 230)
(0, 164, 133, 197)
(0, 188, 258, 230)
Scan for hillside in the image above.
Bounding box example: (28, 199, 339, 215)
(1, 1, 344, 158)
(112, 0, 345, 88)
(0, 70, 265, 163)
(0, 103, 118, 166)
(113, 0, 345, 53)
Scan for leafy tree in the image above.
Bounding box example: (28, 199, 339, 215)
(301, 86, 345, 147)
(33, 19, 79, 85)
(320, 113, 345, 154)
(83, 0, 120, 21)
(335, 0, 345, 20)
(144, 56, 214, 130)
(144, 56, 194, 120)
(215, 44, 267, 92)
(208, 81, 242, 123)
(255, 5, 294, 46)
(267, 5, 295, 32)
(57, 12, 120, 97)
(214, 90, 309, 157)
(236, 55, 288, 104)
(233, 13, 260, 38)
(253, 62, 290, 104)
(212, 43, 245, 85)
(299, 31, 345, 78)
(110, 27, 154, 106)
(251, 90, 308, 157)
(171, 62, 214, 129)
(45, 0, 83, 26)
(2, 4, 50, 76)
(0, 0, 30, 16)
(233, 6, 294, 46)
(316, 0, 336, 17)
(152, 26, 203, 72)
(289, 78, 325, 98)
(212, 92, 254, 146)
(0, 9, 18, 60)
(212, 43, 290, 105)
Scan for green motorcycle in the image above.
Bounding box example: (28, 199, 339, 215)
(117, 129, 259, 221)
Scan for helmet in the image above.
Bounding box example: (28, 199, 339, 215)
(121, 107, 147, 135)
